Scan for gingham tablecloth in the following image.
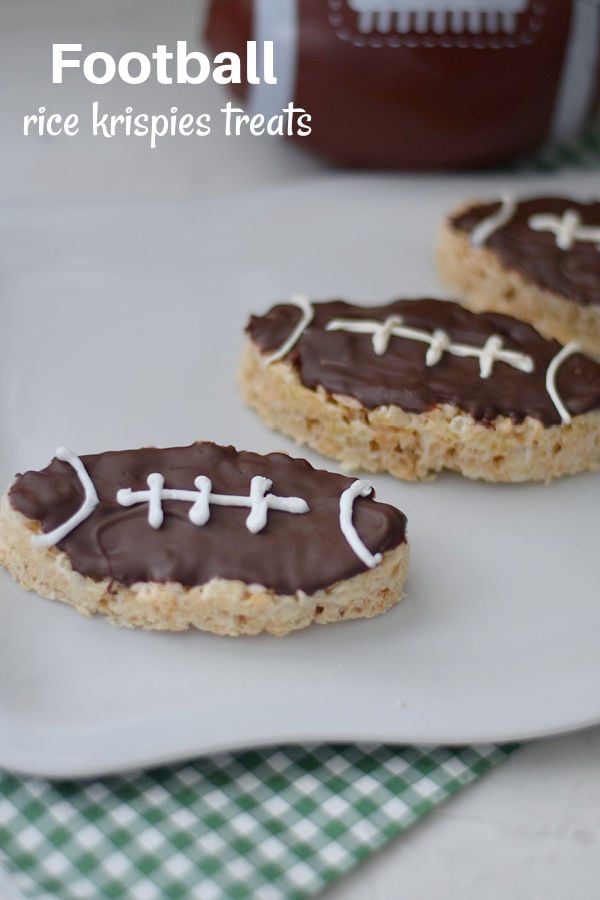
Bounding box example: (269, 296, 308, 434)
(0, 743, 517, 899)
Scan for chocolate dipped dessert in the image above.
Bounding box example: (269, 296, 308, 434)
(438, 196, 600, 356)
(240, 296, 600, 482)
(0, 442, 409, 636)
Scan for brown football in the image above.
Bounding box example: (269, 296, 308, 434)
(204, 0, 600, 168)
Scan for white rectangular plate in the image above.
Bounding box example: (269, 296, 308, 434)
(1, 173, 599, 777)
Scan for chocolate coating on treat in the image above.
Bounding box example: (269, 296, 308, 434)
(451, 197, 600, 308)
(246, 298, 600, 426)
(8, 443, 406, 594)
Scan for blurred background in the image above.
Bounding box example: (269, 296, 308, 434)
(3, 0, 599, 202)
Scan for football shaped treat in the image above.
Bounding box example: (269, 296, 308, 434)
(205, 0, 600, 167)
(240, 296, 600, 482)
(0, 443, 408, 636)
(437, 196, 600, 356)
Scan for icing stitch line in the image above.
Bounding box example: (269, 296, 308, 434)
(327, 0, 545, 49)
(325, 313, 582, 424)
(32, 448, 99, 548)
(325, 315, 534, 378)
(264, 294, 314, 364)
(470, 195, 516, 246)
(116, 474, 309, 534)
(26, 451, 386, 571)
(528, 209, 600, 251)
(471, 201, 600, 251)
(260, 301, 585, 425)
(546, 342, 580, 424)
(339, 479, 382, 569)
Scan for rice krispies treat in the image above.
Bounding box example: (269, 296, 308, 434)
(240, 297, 600, 483)
(437, 196, 600, 357)
(0, 443, 408, 637)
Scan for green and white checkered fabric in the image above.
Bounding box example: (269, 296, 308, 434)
(0, 743, 517, 899)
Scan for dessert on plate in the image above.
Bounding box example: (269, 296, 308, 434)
(0, 442, 409, 637)
(437, 196, 600, 357)
(240, 295, 600, 482)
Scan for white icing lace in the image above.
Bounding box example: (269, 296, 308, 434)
(325, 315, 534, 378)
(470, 194, 516, 246)
(528, 209, 600, 251)
(116, 474, 309, 533)
(339, 480, 383, 569)
(264, 295, 314, 364)
(545, 342, 581, 425)
(32, 448, 99, 548)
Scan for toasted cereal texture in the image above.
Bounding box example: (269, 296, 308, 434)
(436, 211, 600, 359)
(0, 495, 409, 637)
(239, 337, 600, 483)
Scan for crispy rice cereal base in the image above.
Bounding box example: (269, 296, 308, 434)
(239, 338, 600, 483)
(436, 211, 600, 359)
(0, 495, 409, 637)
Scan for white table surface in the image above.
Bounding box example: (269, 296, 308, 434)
(2, 1, 600, 898)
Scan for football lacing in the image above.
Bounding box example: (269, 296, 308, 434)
(346, 0, 529, 35)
